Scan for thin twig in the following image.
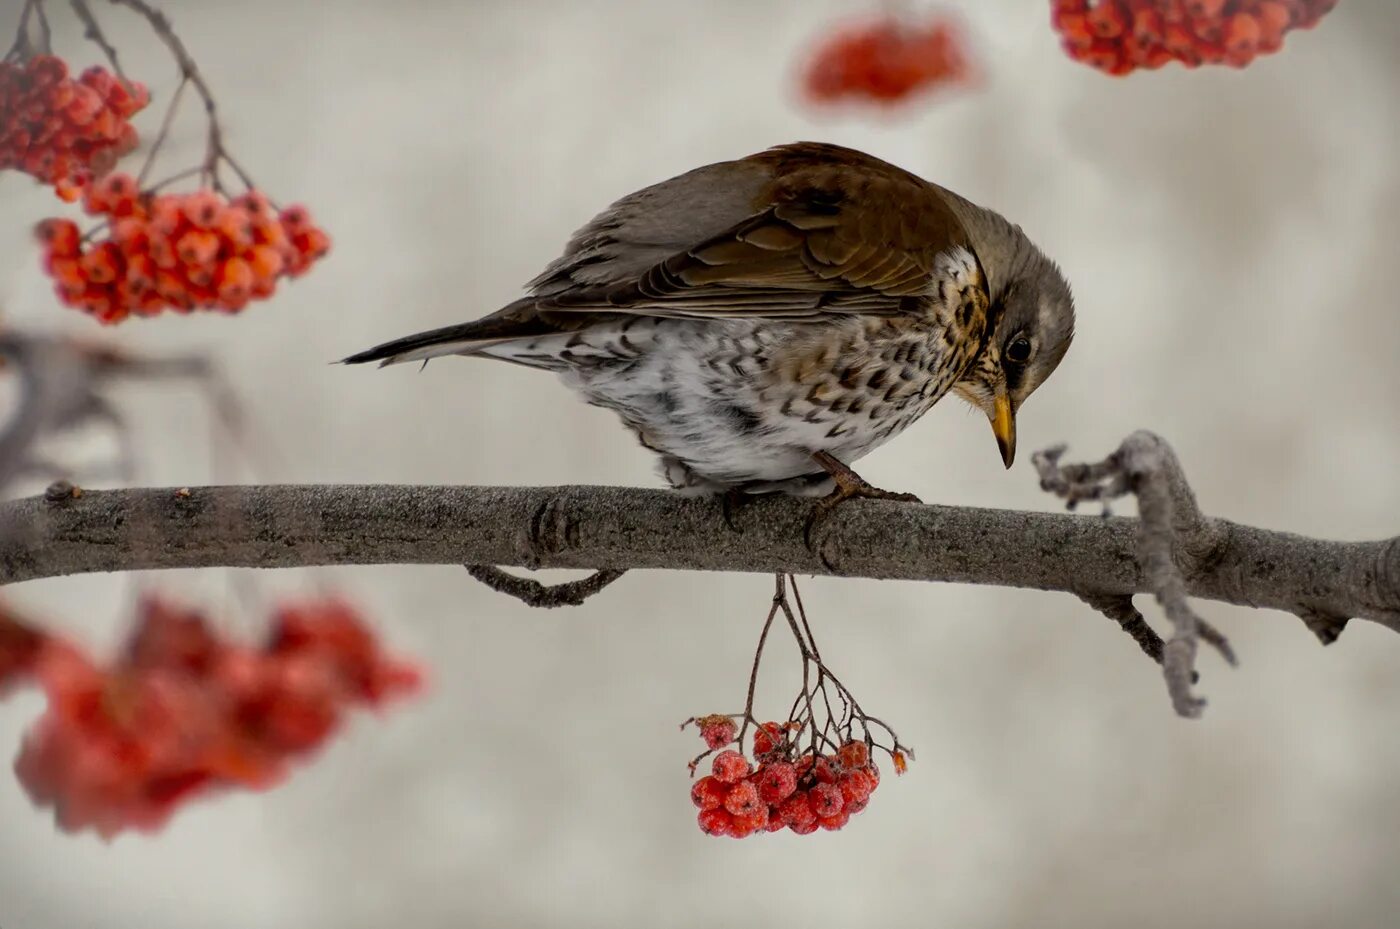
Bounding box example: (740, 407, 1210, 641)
(1036, 432, 1237, 718)
(463, 565, 626, 609)
(5, 0, 39, 61)
(136, 74, 187, 187)
(94, 0, 257, 193)
(68, 0, 128, 83)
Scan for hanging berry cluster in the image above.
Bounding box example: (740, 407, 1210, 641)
(36, 173, 330, 324)
(2, 594, 422, 838)
(688, 716, 897, 837)
(1051, 0, 1341, 74)
(0, 55, 148, 184)
(682, 576, 913, 838)
(802, 15, 974, 105)
(4, 0, 332, 325)
(36, 176, 329, 324)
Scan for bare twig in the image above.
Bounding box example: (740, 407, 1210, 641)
(1296, 607, 1349, 646)
(68, 0, 128, 82)
(0, 331, 235, 499)
(69, 0, 257, 193)
(1036, 432, 1237, 718)
(463, 565, 626, 609)
(1079, 593, 1170, 666)
(5, 0, 50, 62)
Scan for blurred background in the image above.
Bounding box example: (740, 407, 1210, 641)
(1, 0, 1398, 926)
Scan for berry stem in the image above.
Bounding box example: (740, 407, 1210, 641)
(75, 0, 261, 196)
(5, 0, 52, 61)
(136, 73, 186, 187)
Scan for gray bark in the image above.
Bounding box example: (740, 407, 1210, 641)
(3, 477, 1396, 631)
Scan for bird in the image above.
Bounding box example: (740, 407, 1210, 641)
(344, 142, 1074, 515)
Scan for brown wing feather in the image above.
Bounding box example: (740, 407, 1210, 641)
(539, 142, 977, 320)
(346, 143, 986, 366)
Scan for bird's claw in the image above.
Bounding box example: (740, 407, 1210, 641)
(802, 475, 922, 551)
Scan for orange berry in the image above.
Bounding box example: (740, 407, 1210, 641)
(182, 190, 225, 229)
(294, 228, 331, 260)
(46, 256, 86, 289)
(155, 270, 189, 303)
(149, 196, 186, 237)
(1087, 2, 1127, 38)
(1225, 13, 1261, 54)
(176, 229, 221, 267)
(126, 253, 157, 290)
(216, 257, 253, 301)
(247, 244, 284, 280)
(1185, 0, 1226, 16)
(111, 217, 150, 253)
(279, 205, 312, 233)
(216, 206, 255, 251)
(253, 216, 289, 250)
(80, 243, 121, 285)
(35, 218, 81, 256)
(185, 264, 215, 289)
(54, 177, 85, 203)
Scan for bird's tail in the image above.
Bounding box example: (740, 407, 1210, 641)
(341, 297, 544, 367)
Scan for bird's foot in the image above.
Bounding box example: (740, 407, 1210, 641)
(804, 451, 921, 549)
(720, 488, 750, 532)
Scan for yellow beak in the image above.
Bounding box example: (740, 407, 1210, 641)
(991, 392, 1016, 469)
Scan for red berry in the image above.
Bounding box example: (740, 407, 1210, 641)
(756, 761, 798, 804)
(779, 790, 816, 827)
(690, 776, 727, 811)
(836, 741, 869, 770)
(788, 818, 820, 835)
(810, 782, 845, 817)
(35, 218, 80, 256)
(723, 779, 762, 817)
(839, 768, 876, 805)
(711, 750, 750, 784)
(697, 716, 737, 750)
(752, 721, 784, 755)
(819, 810, 851, 831)
(697, 808, 733, 837)
(730, 805, 768, 837)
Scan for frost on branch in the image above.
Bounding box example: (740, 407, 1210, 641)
(1034, 431, 1238, 718)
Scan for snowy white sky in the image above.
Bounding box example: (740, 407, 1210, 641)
(1, 1, 1398, 927)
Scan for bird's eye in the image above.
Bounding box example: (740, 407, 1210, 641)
(1004, 336, 1033, 365)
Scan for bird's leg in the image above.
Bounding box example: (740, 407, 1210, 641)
(721, 488, 748, 532)
(804, 451, 921, 548)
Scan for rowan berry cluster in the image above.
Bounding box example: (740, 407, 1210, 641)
(5, 594, 421, 839)
(689, 715, 898, 838)
(1051, 0, 1340, 74)
(803, 15, 973, 105)
(36, 174, 331, 324)
(0, 55, 148, 184)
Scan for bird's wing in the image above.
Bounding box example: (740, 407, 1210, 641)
(343, 144, 983, 367)
(532, 142, 979, 321)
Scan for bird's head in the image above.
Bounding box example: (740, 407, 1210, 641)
(952, 236, 1074, 469)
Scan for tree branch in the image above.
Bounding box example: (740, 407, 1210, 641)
(463, 565, 627, 608)
(3, 475, 1396, 636)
